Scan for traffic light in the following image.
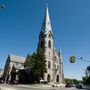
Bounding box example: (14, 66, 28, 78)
(69, 56, 76, 63)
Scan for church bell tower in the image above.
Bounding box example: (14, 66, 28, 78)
(38, 5, 64, 83)
(38, 5, 54, 82)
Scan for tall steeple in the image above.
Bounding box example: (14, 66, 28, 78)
(41, 4, 52, 33)
(38, 5, 64, 84)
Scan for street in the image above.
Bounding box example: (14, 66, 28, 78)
(0, 84, 87, 90)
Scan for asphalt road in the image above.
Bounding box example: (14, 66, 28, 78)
(0, 84, 86, 90)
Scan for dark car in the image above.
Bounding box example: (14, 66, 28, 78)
(65, 83, 72, 88)
(76, 83, 83, 89)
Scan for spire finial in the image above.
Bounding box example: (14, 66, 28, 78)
(41, 4, 52, 32)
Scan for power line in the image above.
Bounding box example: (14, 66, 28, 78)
(79, 57, 90, 63)
(69, 56, 90, 63)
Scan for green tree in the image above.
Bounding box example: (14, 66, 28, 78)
(82, 65, 90, 85)
(33, 49, 46, 82)
(24, 49, 46, 83)
(64, 78, 80, 85)
(87, 65, 90, 77)
(24, 53, 36, 69)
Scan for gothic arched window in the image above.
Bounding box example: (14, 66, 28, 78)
(49, 34, 51, 38)
(56, 75, 59, 82)
(48, 61, 51, 68)
(40, 41, 44, 48)
(48, 40, 51, 48)
(47, 74, 50, 82)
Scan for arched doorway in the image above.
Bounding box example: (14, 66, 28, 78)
(47, 74, 50, 82)
(56, 75, 59, 82)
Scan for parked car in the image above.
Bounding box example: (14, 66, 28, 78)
(65, 83, 72, 88)
(72, 84, 76, 87)
(76, 83, 83, 89)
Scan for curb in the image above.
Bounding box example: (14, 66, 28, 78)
(0, 87, 16, 90)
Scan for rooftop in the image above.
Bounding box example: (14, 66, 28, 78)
(9, 54, 26, 63)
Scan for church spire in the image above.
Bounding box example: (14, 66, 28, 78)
(41, 4, 52, 32)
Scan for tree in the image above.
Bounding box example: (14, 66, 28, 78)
(24, 53, 36, 69)
(82, 65, 90, 85)
(23, 49, 46, 83)
(87, 65, 90, 77)
(64, 78, 80, 85)
(32, 49, 46, 82)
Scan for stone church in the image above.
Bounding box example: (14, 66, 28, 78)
(3, 5, 64, 84)
(37, 6, 64, 83)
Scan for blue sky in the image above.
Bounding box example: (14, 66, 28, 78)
(0, 0, 90, 80)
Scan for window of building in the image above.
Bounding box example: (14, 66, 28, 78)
(40, 41, 44, 48)
(56, 75, 59, 82)
(47, 74, 50, 82)
(48, 61, 51, 68)
(49, 52, 50, 56)
(49, 34, 51, 38)
(48, 40, 51, 48)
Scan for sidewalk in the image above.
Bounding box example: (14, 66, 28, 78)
(17, 84, 52, 89)
(0, 84, 53, 90)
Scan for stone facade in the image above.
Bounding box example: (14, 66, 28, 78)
(3, 54, 26, 82)
(38, 6, 64, 83)
(0, 69, 3, 78)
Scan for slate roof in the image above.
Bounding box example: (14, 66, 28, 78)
(9, 54, 26, 63)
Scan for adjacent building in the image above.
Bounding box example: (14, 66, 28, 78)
(3, 54, 26, 82)
(0, 69, 3, 78)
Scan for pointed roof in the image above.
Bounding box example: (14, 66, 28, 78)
(41, 4, 52, 32)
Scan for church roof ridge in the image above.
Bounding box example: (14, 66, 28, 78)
(9, 54, 26, 63)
